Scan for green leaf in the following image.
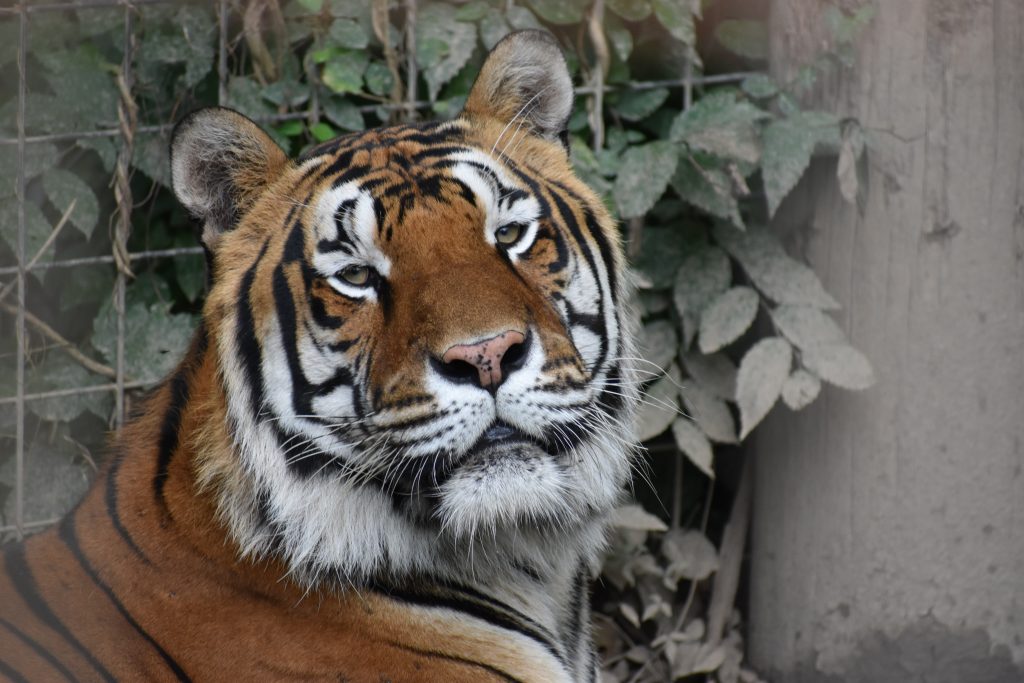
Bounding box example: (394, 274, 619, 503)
(227, 76, 278, 120)
(309, 122, 336, 142)
(134, 7, 215, 89)
(328, 0, 366, 18)
(605, 14, 634, 62)
(612, 504, 668, 532)
(416, 4, 478, 101)
(681, 351, 737, 401)
(77, 137, 118, 173)
(28, 354, 112, 422)
(527, 0, 586, 24)
(671, 418, 714, 478)
(261, 79, 310, 108)
(671, 155, 743, 228)
(837, 120, 866, 204)
(761, 111, 841, 216)
(781, 369, 821, 410)
(132, 133, 172, 187)
(613, 140, 679, 218)
(633, 224, 704, 290)
(672, 244, 731, 347)
(364, 61, 395, 97)
(652, 0, 698, 48)
(0, 200, 53, 263)
(608, 0, 651, 21)
(323, 97, 365, 132)
(479, 13, 511, 50)
(680, 384, 737, 445)
(670, 90, 769, 164)
(713, 224, 840, 309)
(698, 286, 758, 354)
(175, 256, 206, 303)
(321, 50, 369, 94)
(454, 0, 490, 22)
(298, 0, 324, 10)
(770, 305, 847, 350)
(714, 19, 769, 60)
(801, 344, 875, 390)
(613, 88, 669, 122)
(741, 74, 779, 99)
(327, 16, 369, 49)
(825, 4, 876, 45)
(60, 265, 115, 311)
(662, 529, 719, 581)
(570, 138, 613, 199)
(634, 364, 681, 442)
(507, 6, 544, 30)
(42, 170, 100, 238)
(639, 320, 678, 373)
(0, 144, 61, 195)
(91, 300, 196, 384)
(275, 120, 305, 137)
(736, 337, 792, 438)
(36, 47, 119, 130)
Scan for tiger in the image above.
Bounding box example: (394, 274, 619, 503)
(0, 30, 639, 682)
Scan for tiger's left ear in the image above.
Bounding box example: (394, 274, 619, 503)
(170, 107, 290, 252)
(463, 30, 573, 146)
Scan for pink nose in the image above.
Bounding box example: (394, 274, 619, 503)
(441, 331, 527, 390)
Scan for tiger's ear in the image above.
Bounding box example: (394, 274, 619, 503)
(170, 107, 290, 251)
(463, 30, 573, 144)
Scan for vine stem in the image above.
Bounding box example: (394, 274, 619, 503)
(587, 0, 608, 152)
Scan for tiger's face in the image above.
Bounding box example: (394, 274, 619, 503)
(171, 31, 638, 582)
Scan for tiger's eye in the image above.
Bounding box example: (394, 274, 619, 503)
(338, 265, 371, 286)
(495, 223, 523, 245)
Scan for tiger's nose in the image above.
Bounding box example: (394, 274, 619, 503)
(437, 331, 529, 392)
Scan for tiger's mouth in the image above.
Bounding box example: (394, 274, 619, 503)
(466, 421, 545, 459)
(377, 417, 590, 523)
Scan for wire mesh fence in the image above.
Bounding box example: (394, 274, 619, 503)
(0, 0, 749, 541)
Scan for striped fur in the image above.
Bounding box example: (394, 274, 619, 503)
(0, 31, 639, 682)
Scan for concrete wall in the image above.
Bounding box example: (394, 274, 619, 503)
(749, 1, 1024, 680)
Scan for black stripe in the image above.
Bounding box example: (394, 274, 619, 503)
(545, 190, 608, 373)
(2, 544, 116, 682)
(373, 583, 563, 665)
(281, 214, 305, 264)
(236, 240, 271, 421)
(57, 517, 191, 682)
(564, 564, 587, 666)
(272, 263, 313, 417)
(0, 617, 77, 682)
(384, 640, 524, 683)
(0, 658, 29, 683)
(410, 145, 470, 163)
(106, 449, 150, 563)
(153, 324, 208, 515)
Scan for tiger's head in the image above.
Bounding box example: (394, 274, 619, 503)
(170, 31, 639, 585)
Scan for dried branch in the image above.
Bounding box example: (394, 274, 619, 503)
(705, 457, 753, 648)
(0, 300, 117, 380)
(0, 199, 76, 306)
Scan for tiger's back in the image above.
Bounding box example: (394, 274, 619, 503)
(0, 31, 637, 682)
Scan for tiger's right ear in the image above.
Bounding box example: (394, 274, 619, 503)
(170, 107, 290, 251)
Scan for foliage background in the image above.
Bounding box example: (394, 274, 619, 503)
(0, 1, 872, 680)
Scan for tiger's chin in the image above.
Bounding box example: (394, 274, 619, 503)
(433, 440, 578, 537)
(426, 427, 625, 542)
